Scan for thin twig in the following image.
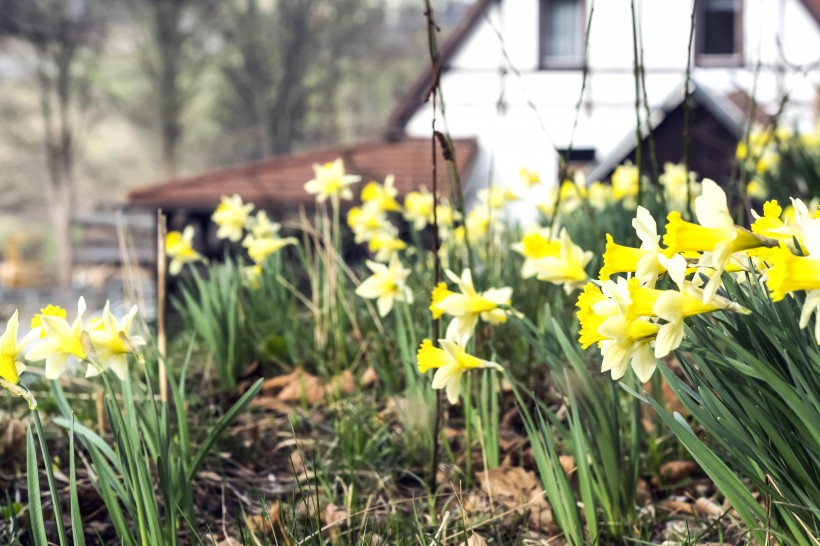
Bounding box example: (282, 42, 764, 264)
(683, 0, 697, 220)
(630, 0, 645, 209)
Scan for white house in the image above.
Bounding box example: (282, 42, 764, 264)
(387, 0, 820, 199)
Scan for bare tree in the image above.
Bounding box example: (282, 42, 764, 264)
(0, 0, 103, 290)
(132, 0, 217, 178)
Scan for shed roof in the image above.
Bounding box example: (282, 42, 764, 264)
(128, 137, 478, 210)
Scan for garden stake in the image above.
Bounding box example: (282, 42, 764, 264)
(157, 209, 168, 403)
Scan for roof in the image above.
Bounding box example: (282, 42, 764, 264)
(800, 0, 820, 26)
(384, 0, 497, 138)
(585, 81, 753, 183)
(127, 137, 479, 210)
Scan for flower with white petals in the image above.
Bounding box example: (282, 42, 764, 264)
(354, 255, 413, 317)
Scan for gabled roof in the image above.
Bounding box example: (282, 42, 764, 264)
(585, 81, 757, 183)
(385, 0, 498, 138)
(127, 137, 478, 210)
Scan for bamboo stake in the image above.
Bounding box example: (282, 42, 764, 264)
(157, 209, 168, 403)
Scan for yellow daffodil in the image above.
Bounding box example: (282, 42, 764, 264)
(245, 235, 298, 264)
(348, 202, 391, 244)
(663, 179, 765, 302)
(354, 255, 413, 317)
(304, 158, 361, 203)
(430, 269, 513, 344)
(587, 181, 612, 211)
(212, 194, 254, 242)
(31, 305, 66, 338)
(0, 311, 39, 385)
(512, 227, 561, 279)
(0, 311, 39, 409)
(600, 207, 667, 286)
(766, 244, 820, 302)
(659, 163, 700, 212)
(477, 185, 520, 209)
(576, 278, 658, 381)
(87, 301, 146, 380)
(242, 264, 263, 290)
(627, 255, 749, 358)
(416, 338, 502, 404)
(519, 167, 541, 189)
(404, 187, 435, 230)
(368, 231, 407, 262)
(747, 179, 768, 199)
(166, 226, 205, 275)
(611, 163, 639, 205)
(524, 228, 592, 293)
(26, 297, 87, 379)
(361, 175, 401, 212)
(244, 211, 281, 240)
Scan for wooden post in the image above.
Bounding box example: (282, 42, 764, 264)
(157, 209, 168, 403)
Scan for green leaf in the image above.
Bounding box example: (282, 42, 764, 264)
(26, 427, 48, 546)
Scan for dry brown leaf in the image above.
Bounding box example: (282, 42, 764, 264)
(464, 533, 488, 546)
(694, 497, 724, 519)
(636, 479, 652, 506)
(277, 370, 326, 405)
(659, 460, 698, 483)
(322, 503, 350, 541)
(0, 418, 27, 465)
(329, 370, 355, 396)
(476, 466, 553, 532)
(246, 501, 290, 544)
(658, 499, 695, 515)
(252, 396, 296, 414)
(559, 455, 575, 475)
(361, 366, 379, 386)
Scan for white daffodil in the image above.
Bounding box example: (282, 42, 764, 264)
(304, 158, 361, 203)
(417, 337, 502, 404)
(26, 297, 87, 379)
(429, 269, 513, 345)
(87, 301, 146, 380)
(354, 255, 413, 317)
(212, 194, 254, 242)
(166, 226, 205, 275)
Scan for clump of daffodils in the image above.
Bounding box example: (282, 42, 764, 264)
(25, 298, 145, 381)
(348, 175, 409, 263)
(429, 269, 513, 345)
(576, 180, 766, 383)
(416, 336, 502, 405)
(0, 300, 146, 408)
(659, 163, 701, 212)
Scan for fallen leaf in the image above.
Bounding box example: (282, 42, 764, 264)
(328, 370, 355, 396)
(361, 366, 379, 386)
(476, 466, 553, 532)
(694, 497, 724, 519)
(658, 499, 695, 515)
(322, 503, 350, 541)
(464, 533, 488, 546)
(246, 501, 290, 544)
(559, 455, 575, 475)
(659, 461, 698, 483)
(636, 479, 652, 506)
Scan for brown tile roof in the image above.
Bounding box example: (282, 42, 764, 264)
(800, 0, 820, 25)
(384, 0, 498, 137)
(127, 137, 479, 210)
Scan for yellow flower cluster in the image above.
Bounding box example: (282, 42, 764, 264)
(349, 175, 408, 262)
(512, 227, 592, 293)
(577, 179, 759, 383)
(0, 300, 145, 407)
(416, 337, 502, 404)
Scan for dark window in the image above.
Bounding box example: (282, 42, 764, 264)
(697, 0, 743, 65)
(539, 0, 584, 68)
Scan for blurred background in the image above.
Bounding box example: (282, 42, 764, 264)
(0, 0, 473, 318)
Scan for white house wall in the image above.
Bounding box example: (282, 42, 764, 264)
(404, 0, 820, 203)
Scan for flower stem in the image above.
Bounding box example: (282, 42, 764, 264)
(32, 409, 69, 546)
